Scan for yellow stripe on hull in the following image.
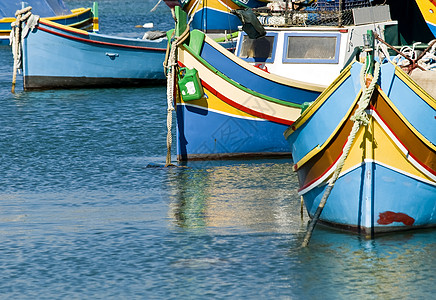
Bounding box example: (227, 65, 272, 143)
(39, 18, 89, 35)
(185, 0, 240, 15)
(180, 91, 262, 120)
(0, 8, 91, 25)
(341, 110, 435, 184)
(178, 45, 302, 123)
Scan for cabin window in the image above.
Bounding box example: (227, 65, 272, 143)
(283, 33, 341, 64)
(237, 33, 277, 63)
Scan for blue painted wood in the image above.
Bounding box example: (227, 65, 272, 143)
(21, 20, 167, 89)
(191, 8, 242, 31)
(176, 104, 290, 159)
(200, 40, 321, 104)
(304, 162, 436, 231)
(379, 62, 436, 143)
(286, 60, 436, 234)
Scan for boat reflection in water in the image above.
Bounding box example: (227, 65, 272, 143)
(166, 160, 304, 234)
(290, 226, 436, 298)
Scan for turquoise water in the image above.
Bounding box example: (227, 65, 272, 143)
(1, 1, 435, 298)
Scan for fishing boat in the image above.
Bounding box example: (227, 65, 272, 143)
(14, 0, 245, 91)
(284, 33, 436, 236)
(0, 0, 97, 45)
(168, 3, 397, 161)
(14, 11, 167, 90)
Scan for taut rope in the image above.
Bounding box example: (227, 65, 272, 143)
(301, 60, 380, 247)
(163, 8, 194, 166)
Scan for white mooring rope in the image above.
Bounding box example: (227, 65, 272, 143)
(10, 7, 38, 93)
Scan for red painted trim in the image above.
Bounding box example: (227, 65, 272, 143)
(38, 24, 166, 52)
(201, 80, 294, 125)
(297, 137, 348, 193)
(297, 107, 436, 192)
(178, 62, 294, 125)
(39, 19, 89, 36)
(371, 105, 436, 176)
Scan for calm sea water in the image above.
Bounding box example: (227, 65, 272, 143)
(0, 1, 435, 299)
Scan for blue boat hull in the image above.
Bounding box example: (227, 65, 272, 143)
(191, 8, 241, 32)
(284, 60, 436, 235)
(22, 19, 167, 89)
(304, 161, 436, 234)
(176, 104, 290, 160)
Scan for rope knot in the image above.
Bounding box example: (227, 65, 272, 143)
(350, 111, 369, 126)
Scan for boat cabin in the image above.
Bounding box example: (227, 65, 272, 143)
(235, 4, 398, 86)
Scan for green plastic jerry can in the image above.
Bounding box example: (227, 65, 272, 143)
(178, 67, 204, 101)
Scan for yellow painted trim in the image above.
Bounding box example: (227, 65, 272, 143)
(0, 8, 91, 35)
(181, 90, 261, 119)
(50, 18, 92, 28)
(184, 0, 240, 14)
(45, 8, 90, 21)
(371, 119, 434, 181)
(415, 0, 436, 25)
(341, 114, 434, 183)
(0, 17, 16, 22)
(284, 62, 354, 138)
(293, 90, 362, 169)
(39, 18, 89, 35)
(377, 86, 436, 152)
(70, 8, 87, 14)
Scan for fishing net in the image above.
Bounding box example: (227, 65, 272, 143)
(254, 0, 374, 27)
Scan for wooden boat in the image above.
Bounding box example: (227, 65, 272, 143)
(14, 0, 242, 91)
(16, 15, 167, 90)
(0, 0, 97, 45)
(415, 0, 436, 38)
(169, 4, 397, 161)
(284, 38, 436, 235)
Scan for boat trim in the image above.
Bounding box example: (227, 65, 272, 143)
(200, 79, 295, 125)
(44, 7, 91, 21)
(297, 107, 436, 195)
(284, 62, 354, 138)
(38, 19, 166, 51)
(180, 46, 304, 108)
